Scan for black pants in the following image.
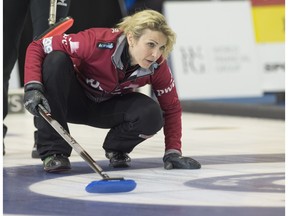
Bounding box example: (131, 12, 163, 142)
(3, 0, 70, 138)
(36, 51, 164, 159)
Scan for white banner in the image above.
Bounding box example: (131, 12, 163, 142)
(164, 1, 262, 99)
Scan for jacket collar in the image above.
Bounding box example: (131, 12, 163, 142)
(111, 34, 126, 70)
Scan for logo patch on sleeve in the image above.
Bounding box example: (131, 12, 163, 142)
(97, 42, 114, 49)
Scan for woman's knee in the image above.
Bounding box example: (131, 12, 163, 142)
(145, 101, 163, 129)
(129, 98, 163, 135)
(43, 51, 72, 73)
(42, 51, 73, 81)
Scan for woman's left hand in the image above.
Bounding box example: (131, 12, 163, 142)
(163, 153, 201, 170)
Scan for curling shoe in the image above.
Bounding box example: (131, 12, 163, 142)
(43, 154, 71, 173)
(105, 151, 131, 168)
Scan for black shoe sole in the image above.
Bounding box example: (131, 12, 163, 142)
(44, 166, 71, 173)
(109, 162, 130, 168)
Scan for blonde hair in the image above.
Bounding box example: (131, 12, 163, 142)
(116, 9, 176, 59)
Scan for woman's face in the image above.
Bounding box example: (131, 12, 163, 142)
(127, 29, 167, 69)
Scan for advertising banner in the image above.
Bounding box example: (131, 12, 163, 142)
(164, 1, 261, 99)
